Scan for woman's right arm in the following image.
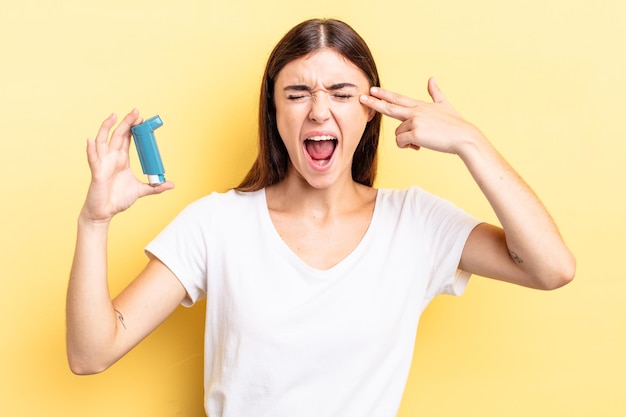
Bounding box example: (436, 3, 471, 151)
(66, 110, 183, 375)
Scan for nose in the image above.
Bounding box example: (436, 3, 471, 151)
(308, 94, 331, 123)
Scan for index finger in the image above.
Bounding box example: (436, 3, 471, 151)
(370, 87, 420, 108)
(359, 87, 421, 121)
(110, 109, 142, 150)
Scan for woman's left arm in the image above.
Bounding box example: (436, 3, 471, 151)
(360, 78, 575, 289)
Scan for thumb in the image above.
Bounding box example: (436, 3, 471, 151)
(139, 180, 175, 198)
(427, 77, 447, 103)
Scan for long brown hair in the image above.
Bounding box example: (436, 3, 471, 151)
(236, 18, 382, 191)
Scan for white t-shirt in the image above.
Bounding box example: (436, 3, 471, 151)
(146, 187, 481, 417)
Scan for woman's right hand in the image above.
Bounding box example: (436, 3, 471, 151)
(81, 109, 174, 224)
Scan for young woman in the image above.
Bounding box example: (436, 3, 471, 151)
(67, 18, 575, 416)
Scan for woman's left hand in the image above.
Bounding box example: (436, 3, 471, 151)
(360, 77, 483, 154)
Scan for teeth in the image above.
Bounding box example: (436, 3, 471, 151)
(306, 135, 337, 141)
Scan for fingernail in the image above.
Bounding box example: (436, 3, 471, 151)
(370, 87, 379, 94)
(360, 94, 369, 102)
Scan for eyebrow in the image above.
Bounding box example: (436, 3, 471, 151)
(283, 82, 358, 92)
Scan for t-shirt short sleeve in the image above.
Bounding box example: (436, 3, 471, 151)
(145, 197, 213, 307)
(405, 187, 482, 303)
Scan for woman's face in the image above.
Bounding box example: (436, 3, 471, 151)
(273, 48, 375, 189)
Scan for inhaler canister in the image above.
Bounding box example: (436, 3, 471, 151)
(131, 115, 166, 186)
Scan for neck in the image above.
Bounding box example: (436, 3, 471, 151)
(266, 172, 372, 217)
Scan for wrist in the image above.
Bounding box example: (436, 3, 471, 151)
(455, 127, 491, 162)
(78, 209, 112, 230)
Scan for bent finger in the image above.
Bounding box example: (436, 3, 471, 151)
(396, 131, 421, 151)
(94, 113, 117, 156)
(86, 138, 98, 167)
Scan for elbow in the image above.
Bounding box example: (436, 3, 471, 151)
(66, 331, 120, 375)
(539, 270, 574, 291)
(69, 365, 100, 376)
(537, 251, 576, 291)
(68, 359, 109, 376)
(67, 351, 112, 376)
(65, 330, 122, 375)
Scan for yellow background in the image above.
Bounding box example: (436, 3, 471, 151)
(1, 0, 624, 415)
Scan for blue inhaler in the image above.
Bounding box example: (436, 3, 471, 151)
(131, 115, 166, 186)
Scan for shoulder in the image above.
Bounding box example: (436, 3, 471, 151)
(376, 186, 477, 231)
(182, 188, 263, 214)
(377, 186, 448, 211)
(165, 189, 264, 232)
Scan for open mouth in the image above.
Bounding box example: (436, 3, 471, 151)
(304, 135, 338, 165)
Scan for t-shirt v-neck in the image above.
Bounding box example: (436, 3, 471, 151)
(256, 188, 381, 277)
